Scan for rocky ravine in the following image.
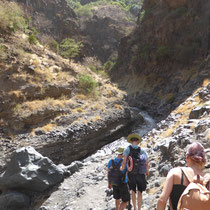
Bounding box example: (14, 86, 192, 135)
(0, 28, 139, 171)
(40, 81, 209, 210)
(14, 0, 137, 63)
(111, 0, 210, 119)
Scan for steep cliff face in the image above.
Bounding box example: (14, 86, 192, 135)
(13, 0, 136, 63)
(15, 0, 80, 40)
(81, 5, 136, 63)
(111, 0, 210, 118)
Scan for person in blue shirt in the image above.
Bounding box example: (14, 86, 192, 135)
(121, 133, 149, 210)
(107, 147, 130, 210)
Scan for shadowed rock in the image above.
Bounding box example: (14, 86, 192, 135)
(0, 146, 65, 209)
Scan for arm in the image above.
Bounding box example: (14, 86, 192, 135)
(121, 147, 129, 171)
(107, 170, 112, 189)
(157, 169, 174, 210)
(107, 160, 112, 189)
(121, 155, 127, 171)
(146, 160, 149, 176)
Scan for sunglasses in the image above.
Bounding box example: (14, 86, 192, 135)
(130, 138, 139, 141)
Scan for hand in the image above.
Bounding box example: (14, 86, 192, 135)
(146, 170, 149, 176)
(108, 183, 112, 189)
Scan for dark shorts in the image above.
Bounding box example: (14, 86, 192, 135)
(128, 173, 147, 193)
(113, 183, 130, 202)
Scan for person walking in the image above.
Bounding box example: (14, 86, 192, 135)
(157, 142, 210, 210)
(121, 133, 149, 210)
(107, 147, 130, 210)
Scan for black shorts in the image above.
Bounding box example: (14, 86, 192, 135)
(113, 183, 130, 202)
(128, 173, 147, 193)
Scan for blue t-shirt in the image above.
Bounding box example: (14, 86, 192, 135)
(123, 145, 148, 159)
(108, 158, 128, 183)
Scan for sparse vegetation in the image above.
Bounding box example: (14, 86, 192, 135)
(60, 38, 83, 60)
(155, 46, 171, 61)
(0, 44, 7, 60)
(49, 39, 59, 53)
(75, 4, 94, 18)
(0, 1, 28, 32)
(66, 0, 144, 17)
(165, 93, 175, 103)
(78, 73, 98, 95)
(28, 28, 38, 45)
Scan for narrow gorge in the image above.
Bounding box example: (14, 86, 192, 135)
(0, 0, 209, 209)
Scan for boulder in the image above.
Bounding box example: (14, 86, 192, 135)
(0, 191, 30, 210)
(189, 105, 210, 119)
(0, 146, 64, 192)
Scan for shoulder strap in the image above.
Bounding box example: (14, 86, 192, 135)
(111, 159, 116, 168)
(129, 145, 141, 153)
(116, 159, 123, 168)
(180, 167, 194, 183)
(180, 168, 184, 185)
(206, 181, 210, 190)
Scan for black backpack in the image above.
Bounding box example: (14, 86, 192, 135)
(108, 159, 124, 186)
(128, 145, 146, 175)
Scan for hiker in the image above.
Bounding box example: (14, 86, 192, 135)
(121, 133, 149, 210)
(107, 147, 130, 210)
(157, 142, 210, 210)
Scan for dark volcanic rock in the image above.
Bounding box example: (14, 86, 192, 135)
(15, 0, 79, 40)
(0, 147, 65, 210)
(0, 147, 64, 192)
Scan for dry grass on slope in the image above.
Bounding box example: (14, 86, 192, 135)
(0, 31, 126, 135)
(147, 78, 210, 143)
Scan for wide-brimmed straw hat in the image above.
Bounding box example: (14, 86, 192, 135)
(127, 133, 142, 143)
(115, 147, 124, 155)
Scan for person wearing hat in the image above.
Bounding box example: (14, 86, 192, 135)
(107, 147, 130, 210)
(121, 133, 149, 210)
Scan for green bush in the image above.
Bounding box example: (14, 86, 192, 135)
(66, 0, 81, 9)
(0, 44, 7, 60)
(28, 34, 38, 45)
(0, 1, 28, 32)
(49, 40, 59, 53)
(155, 46, 171, 61)
(60, 38, 83, 59)
(140, 45, 151, 60)
(104, 60, 116, 72)
(75, 4, 94, 18)
(78, 74, 98, 95)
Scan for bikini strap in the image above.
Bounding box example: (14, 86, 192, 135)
(180, 168, 184, 185)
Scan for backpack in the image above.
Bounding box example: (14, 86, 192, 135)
(127, 145, 147, 175)
(108, 159, 124, 186)
(177, 167, 210, 210)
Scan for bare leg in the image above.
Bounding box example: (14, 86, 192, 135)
(131, 190, 137, 210)
(137, 191, 142, 210)
(116, 199, 120, 210)
(119, 201, 128, 210)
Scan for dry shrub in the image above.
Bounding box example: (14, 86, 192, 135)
(0, 1, 27, 32)
(41, 123, 57, 132)
(8, 90, 23, 99)
(72, 107, 83, 113)
(114, 104, 123, 110)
